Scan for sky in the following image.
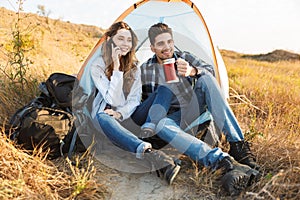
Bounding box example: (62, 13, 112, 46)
(1, 0, 300, 54)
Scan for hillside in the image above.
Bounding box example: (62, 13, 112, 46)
(220, 49, 300, 62)
(0, 7, 104, 77)
(241, 49, 300, 62)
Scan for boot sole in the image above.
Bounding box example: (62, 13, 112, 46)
(222, 172, 249, 196)
(221, 168, 260, 196)
(165, 164, 181, 185)
(246, 168, 261, 186)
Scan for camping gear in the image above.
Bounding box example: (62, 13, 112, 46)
(45, 72, 78, 108)
(8, 73, 85, 159)
(9, 101, 75, 159)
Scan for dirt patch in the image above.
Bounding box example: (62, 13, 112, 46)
(89, 140, 233, 200)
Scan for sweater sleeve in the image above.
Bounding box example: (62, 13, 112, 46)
(116, 67, 142, 120)
(90, 56, 125, 107)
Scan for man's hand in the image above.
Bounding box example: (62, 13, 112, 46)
(176, 58, 197, 77)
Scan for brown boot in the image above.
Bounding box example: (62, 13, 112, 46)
(144, 148, 180, 185)
(229, 141, 260, 170)
(216, 156, 260, 196)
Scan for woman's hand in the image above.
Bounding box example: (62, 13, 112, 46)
(111, 43, 121, 70)
(104, 109, 122, 120)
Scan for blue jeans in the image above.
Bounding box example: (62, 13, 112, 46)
(96, 112, 149, 155)
(131, 92, 156, 127)
(155, 73, 244, 167)
(156, 117, 228, 167)
(192, 73, 244, 142)
(141, 86, 173, 130)
(131, 86, 173, 127)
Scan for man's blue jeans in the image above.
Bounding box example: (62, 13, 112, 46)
(155, 73, 245, 167)
(141, 85, 174, 130)
(131, 86, 174, 127)
(192, 73, 244, 142)
(156, 116, 228, 167)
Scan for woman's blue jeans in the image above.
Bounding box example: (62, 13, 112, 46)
(96, 113, 144, 153)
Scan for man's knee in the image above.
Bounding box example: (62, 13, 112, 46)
(195, 73, 215, 88)
(156, 85, 173, 96)
(156, 118, 175, 134)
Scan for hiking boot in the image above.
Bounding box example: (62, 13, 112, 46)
(139, 128, 155, 140)
(144, 148, 180, 185)
(229, 141, 260, 170)
(217, 157, 260, 196)
(139, 128, 168, 149)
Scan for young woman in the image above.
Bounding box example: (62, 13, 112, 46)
(89, 21, 180, 185)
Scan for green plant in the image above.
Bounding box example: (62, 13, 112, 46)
(0, 0, 39, 101)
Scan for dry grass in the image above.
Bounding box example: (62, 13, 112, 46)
(0, 7, 103, 119)
(0, 7, 102, 77)
(0, 130, 107, 199)
(0, 6, 299, 200)
(222, 51, 300, 199)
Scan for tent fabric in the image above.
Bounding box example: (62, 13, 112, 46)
(77, 0, 229, 99)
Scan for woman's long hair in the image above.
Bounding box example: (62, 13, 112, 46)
(101, 21, 138, 81)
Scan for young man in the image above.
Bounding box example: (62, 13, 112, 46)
(135, 22, 260, 195)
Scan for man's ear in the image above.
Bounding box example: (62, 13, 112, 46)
(150, 45, 155, 53)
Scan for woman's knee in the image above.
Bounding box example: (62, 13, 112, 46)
(96, 112, 111, 125)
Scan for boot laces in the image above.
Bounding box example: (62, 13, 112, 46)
(240, 141, 256, 161)
(217, 157, 234, 173)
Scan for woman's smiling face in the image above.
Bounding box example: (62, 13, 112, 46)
(112, 28, 133, 56)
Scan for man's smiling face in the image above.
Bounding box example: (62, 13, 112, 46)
(150, 32, 175, 64)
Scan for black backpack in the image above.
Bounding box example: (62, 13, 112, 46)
(8, 73, 86, 159)
(44, 72, 77, 108)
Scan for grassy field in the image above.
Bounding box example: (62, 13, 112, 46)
(0, 7, 299, 200)
(221, 51, 300, 199)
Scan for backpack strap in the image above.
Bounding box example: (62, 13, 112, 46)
(9, 106, 37, 140)
(68, 129, 78, 159)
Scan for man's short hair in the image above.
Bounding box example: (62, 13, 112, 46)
(148, 23, 173, 45)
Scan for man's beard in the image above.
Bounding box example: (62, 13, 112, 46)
(157, 51, 173, 62)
